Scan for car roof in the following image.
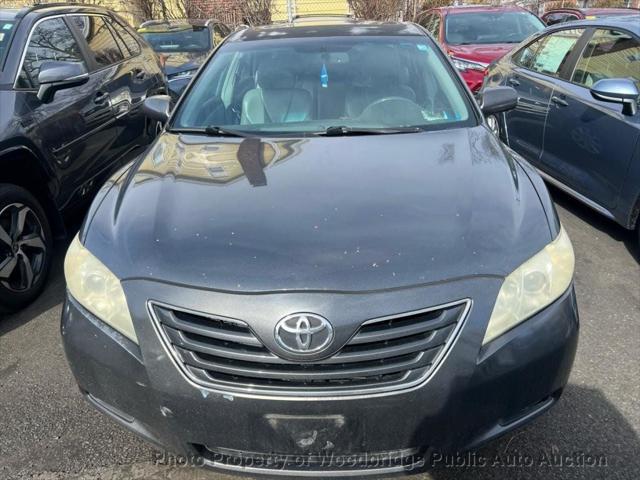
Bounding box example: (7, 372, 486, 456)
(138, 18, 221, 31)
(429, 5, 531, 15)
(552, 14, 640, 34)
(7, 3, 118, 21)
(228, 21, 424, 42)
(545, 7, 639, 14)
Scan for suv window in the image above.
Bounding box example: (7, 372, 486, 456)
(16, 17, 85, 89)
(545, 13, 579, 26)
(110, 19, 141, 56)
(515, 29, 583, 77)
(70, 15, 124, 67)
(572, 29, 640, 88)
(212, 23, 227, 46)
(0, 20, 15, 66)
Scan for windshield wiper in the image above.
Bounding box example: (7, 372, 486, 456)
(317, 126, 423, 137)
(204, 126, 251, 137)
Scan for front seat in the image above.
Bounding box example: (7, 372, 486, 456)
(241, 67, 312, 125)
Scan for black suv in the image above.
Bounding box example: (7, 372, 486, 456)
(137, 19, 230, 99)
(0, 4, 165, 312)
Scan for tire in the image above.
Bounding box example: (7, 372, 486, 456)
(0, 184, 53, 313)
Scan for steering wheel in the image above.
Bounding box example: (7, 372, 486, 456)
(359, 97, 424, 125)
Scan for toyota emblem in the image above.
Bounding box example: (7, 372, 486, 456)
(275, 313, 334, 355)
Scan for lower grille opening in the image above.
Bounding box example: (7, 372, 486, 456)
(197, 368, 409, 388)
(192, 444, 426, 472)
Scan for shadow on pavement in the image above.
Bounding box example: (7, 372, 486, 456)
(418, 384, 639, 479)
(548, 185, 639, 262)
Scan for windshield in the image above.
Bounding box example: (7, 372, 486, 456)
(140, 26, 210, 53)
(0, 20, 15, 67)
(172, 36, 476, 135)
(445, 12, 544, 45)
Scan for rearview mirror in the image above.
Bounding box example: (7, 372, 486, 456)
(590, 78, 639, 116)
(37, 61, 89, 103)
(143, 95, 172, 123)
(480, 86, 519, 115)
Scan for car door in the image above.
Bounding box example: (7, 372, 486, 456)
(68, 14, 139, 171)
(540, 27, 640, 211)
(504, 28, 585, 162)
(14, 15, 116, 209)
(106, 16, 163, 147)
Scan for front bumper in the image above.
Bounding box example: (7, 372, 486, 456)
(61, 280, 578, 477)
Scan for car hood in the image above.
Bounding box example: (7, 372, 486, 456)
(160, 51, 208, 76)
(447, 43, 516, 65)
(84, 127, 553, 292)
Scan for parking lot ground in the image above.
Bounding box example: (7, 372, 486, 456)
(0, 187, 638, 480)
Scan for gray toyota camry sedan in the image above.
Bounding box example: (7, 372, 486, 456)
(62, 18, 578, 477)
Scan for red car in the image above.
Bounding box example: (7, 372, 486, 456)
(418, 5, 545, 92)
(542, 7, 640, 25)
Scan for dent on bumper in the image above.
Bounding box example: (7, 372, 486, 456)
(61, 287, 578, 476)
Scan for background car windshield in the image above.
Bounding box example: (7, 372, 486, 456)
(172, 36, 475, 134)
(140, 27, 210, 52)
(0, 20, 15, 66)
(446, 12, 544, 45)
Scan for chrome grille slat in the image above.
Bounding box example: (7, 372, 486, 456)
(151, 299, 470, 396)
(178, 348, 434, 381)
(186, 365, 409, 391)
(156, 308, 263, 347)
(164, 326, 282, 363)
(334, 326, 454, 362)
(349, 309, 457, 345)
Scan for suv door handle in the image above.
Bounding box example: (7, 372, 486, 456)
(94, 91, 109, 105)
(507, 78, 520, 87)
(132, 68, 146, 80)
(551, 95, 569, 107)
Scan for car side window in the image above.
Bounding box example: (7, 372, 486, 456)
(571, 29, 640, 88)
(70, 15, 124, 68)
(518, 29, 583, 77)
(212, 24, 226, 46)
(109, 19, 141, 56)
(546, 13, 579, 26)
(16, 17, 85, 89)
(513, 37, 542, 69)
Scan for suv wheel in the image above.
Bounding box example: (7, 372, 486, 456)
(0, 184, 52, 313)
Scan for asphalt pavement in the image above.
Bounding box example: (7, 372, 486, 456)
(1, 186, 638, 480)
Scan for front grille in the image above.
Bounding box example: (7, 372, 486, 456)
(150, 299, 470, 396)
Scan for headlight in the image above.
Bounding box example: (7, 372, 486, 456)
(483, 226, 574, 345)
(64, 235, 137, 344)
(450, 56, 488, 72)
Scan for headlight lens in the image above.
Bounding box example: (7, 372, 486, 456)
(450, 56, 488, 72)
(64, 235, 138, 343)
(483, 226, 575, 345)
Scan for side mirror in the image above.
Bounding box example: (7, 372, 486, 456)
(480, 86, 519, 115)
(143, 95, 172, 123)
(37, 61, 89, 103)
(590, 78, 639, 116)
